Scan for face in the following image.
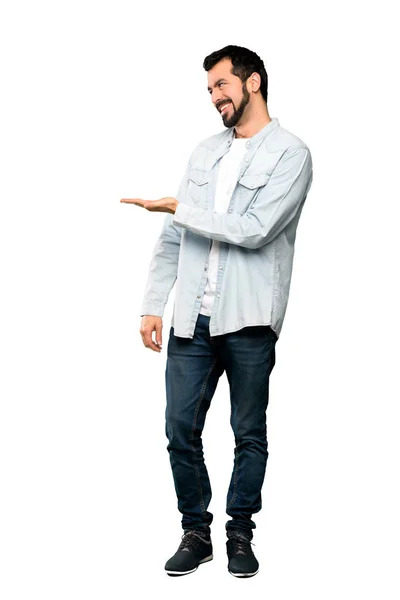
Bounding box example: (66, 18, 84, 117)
(207, 58, 251, 128)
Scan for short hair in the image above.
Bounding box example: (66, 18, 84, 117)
(203, 45, 268, 104)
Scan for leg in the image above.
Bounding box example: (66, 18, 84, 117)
(220, 325, 277, 539)
(165, 313, 225, 535)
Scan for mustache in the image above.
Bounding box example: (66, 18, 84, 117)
(216, 100, 232, 111)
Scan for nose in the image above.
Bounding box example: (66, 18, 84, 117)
(212, 89, 226, 106)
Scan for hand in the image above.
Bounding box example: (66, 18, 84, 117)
(139, 315, 163, 353)
(120, 196, 179, 214)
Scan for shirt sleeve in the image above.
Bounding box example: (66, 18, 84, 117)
(172, 146, 313, 250)
(139, 161, 190, 317)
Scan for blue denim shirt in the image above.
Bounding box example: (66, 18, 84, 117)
(140, 117, 313, 340)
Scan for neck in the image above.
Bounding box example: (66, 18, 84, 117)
(234, 104, 272, 139)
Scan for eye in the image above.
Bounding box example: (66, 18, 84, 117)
(218, 82, 225, 88)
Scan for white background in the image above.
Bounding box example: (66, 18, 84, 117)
(1, 0, 399, 598)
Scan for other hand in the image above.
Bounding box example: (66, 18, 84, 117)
(120, 196, 179, 214)
(140, 315, 163, 352)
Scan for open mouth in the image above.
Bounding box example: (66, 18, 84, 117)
(219, 102, 231, 114)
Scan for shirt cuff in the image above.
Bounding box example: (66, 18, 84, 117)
(173, 202, 193, 227)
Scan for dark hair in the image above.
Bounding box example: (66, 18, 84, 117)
(203, 45, 268, 104)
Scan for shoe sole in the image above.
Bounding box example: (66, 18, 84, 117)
(165, 554, 213, 576)
(228, 568, 259, 578)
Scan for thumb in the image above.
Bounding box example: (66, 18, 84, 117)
(155, 322, 163, 346)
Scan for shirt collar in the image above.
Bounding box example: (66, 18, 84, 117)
(226, 117, 280, 149)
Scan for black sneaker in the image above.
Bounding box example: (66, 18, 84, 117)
(165, 530, 213, 576)
(226, 530, 259, 577)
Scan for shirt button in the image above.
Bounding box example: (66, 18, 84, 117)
(228, 208, 232, 213)
(217, 294, 220, 298)
(219, 266, 223, 270)
(204, 267, 208, 271)
(197, 295, 201, 299)
(246, 141, 250, 148)
(244, 156, 249, 162)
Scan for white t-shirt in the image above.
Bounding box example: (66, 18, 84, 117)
(199, 137, 248, 316)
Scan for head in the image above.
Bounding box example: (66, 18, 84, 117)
(203, 45, 269, 128)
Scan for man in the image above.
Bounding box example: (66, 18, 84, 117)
(121, 45, 313, 578)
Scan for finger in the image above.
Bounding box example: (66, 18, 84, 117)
(148, 335, 162, 352)
(141, 330, 161, 352)
(151, 329, 162, 350)
(155, 322, 163, 347)
(120, 198, 146, 205)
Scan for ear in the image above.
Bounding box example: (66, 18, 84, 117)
(250, 72, 261, 93)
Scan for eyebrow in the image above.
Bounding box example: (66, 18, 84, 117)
(207, 78, 227, 92)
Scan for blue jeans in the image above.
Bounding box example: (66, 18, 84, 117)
(165, 313, 277, 540)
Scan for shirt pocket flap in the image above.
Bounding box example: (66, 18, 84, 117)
(188, 168, 211, 186)
(238, 172, 271, 190)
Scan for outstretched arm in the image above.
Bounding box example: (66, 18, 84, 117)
(172, 147, 313, 249)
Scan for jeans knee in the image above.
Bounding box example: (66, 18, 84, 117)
(231, 416, 266, 442)
(165, 412, 193, 448)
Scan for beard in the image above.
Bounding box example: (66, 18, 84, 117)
(221, 83, 250, 128)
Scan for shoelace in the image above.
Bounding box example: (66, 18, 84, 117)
(228, 535, 256, 556)
(178, 530, 209, 551)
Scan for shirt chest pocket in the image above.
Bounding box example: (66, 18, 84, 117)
(187, 168, 211, 208)
(235, 172, 271, 214)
